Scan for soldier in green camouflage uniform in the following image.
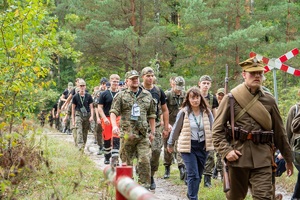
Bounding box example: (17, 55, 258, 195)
(141, 67, 169, 190)
(213, 88, 225, 180)
(110, 70, 156, 189)
(164, 76, 186, 180)
(198, 75, 219, 187)
(92, 86, 104, 155)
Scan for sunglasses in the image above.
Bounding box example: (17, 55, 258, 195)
(80, 85, 85, 87)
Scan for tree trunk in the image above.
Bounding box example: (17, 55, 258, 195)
(235, 0, 241, 67)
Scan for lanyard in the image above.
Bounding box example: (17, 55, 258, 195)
(131, 88, 140, 102)
(192, 112, 203, 131)
(109, 90, 118, 99)
(80, 94, 85, 107)
(174, 95, 182, 108)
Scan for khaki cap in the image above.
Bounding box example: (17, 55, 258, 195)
(239, 57, 265, 72)
(125, 70, 139, 79)
(174, 76, 185, 91)
(217, 88, 225, 94)
(199, 75, 212, 82)
(78, 80, 86, 86)
(141, 67, 154, 75)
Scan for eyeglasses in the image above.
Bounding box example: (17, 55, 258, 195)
(246, 71, 264, 77)
(80, 85, 85, 87)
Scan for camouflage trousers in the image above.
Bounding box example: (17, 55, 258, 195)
(121, 136, 152, 189)
(215, 152, 223, 173)
(75, 111, 90, 150)
(90, 119, 103, 148)
(203, 150, 215, 176)
(163, 137, 184, 167)
(150, 124, 163, 176)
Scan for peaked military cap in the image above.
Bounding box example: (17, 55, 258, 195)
(239, 57, 265, 72)
(125, 70, 139, 79)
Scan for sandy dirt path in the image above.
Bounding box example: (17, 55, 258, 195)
(45, 128, 292, 200)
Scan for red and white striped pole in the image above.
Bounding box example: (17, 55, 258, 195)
(103, 164, 158, 200)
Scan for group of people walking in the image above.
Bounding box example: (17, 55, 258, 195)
(48, 56, 300, 200)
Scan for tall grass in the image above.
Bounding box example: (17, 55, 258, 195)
(13, 135, 112, 200)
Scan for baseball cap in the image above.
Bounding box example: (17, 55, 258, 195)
(119, 81, 125, 86)
(217, 88, 225, 94)
(141, 67, 154, 75)
(199, 75, 212, 82)
(239, 57, 264, 72)
(125, 70, 139, 79)
(174, 76, 185, 91)
(100, 77, 108, 84)
(68, 82, 73, 87)
(78, 79, 86, 86)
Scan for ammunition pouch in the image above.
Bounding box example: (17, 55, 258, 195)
(225, 126, 273, 144)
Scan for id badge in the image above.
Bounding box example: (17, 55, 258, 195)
(131, 103, 140, 121)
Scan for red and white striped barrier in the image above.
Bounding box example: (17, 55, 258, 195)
(250, 48, 300, 76)
(103, 164, 158, 200)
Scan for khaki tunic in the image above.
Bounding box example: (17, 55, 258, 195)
(212, 84, 293, 168)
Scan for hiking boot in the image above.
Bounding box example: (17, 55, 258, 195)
(204, 175, 212, 188)
(163, 166, 170, 179)
(179, 165, 186, 180)
(212, 167, 218, 179)
(97, 147, 103, 155)
(111, 156, 119, 167)
(150, 176, 156, 190)
(104, 157, 110, 165)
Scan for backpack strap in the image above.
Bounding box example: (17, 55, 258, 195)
(209, 93, 214, 107)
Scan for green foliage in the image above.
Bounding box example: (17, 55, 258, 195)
(0, 0, 57, 127)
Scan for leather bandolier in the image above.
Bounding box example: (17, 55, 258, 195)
(225, 126, 274, 144)
(225, 91, 274, 144)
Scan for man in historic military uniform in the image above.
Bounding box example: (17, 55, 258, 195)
(140, 66, 169, 190)
(110, 70, 156, 189)
(163, 76, 186, 180)
(198, 75, 219, 187)
(212, 57, 293, 200)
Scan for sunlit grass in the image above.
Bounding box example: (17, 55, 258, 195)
(14, 136, 112, 200)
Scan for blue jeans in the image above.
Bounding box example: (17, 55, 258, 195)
(181, 140, 208, 200)
(292, 164, 300, 199)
